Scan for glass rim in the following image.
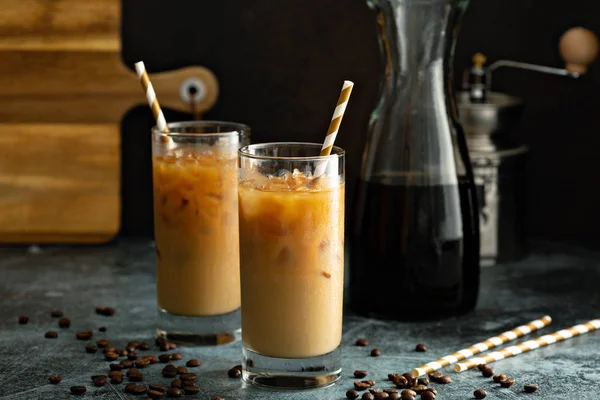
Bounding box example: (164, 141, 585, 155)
(238, 142, 345, 161)
(152, 120, 251, 137)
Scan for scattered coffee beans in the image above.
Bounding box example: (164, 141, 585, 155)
(171, 352, 182, 360)
(85, 344, 98, 353)
(108, 371, 123, 379)
(524, 384, 538, 393)
(356, 338, 369, 346)
(70, 386, 86, 395)
(180, 373, 196, 382)
(170, 379, 182, 389)
(362, 392, 375, 400)
(111, 375, 123, 384)
(371, 348, 381, 357)
(51, 310, 63, 318)
(120, 360, 134, 369)
(347, 389, 360, 399)
(388, 373, 401, 381)
(124, 383, 137, 393)
(369, 388, 381, 394)
(159, 354, 171, 363)
(138, 342, 150, 351)
(144, 355, 158, 364)
(128, 351, 139, 360)
(437, 375, 452, 384)
(227, 367, 241, 378)
(425, 388, 437, 396)
(103, 345, 116, 354)
(149, 384, 166, 392)
(132, 385, 147, 395)
(93, 375, 107, 386)
(401, 389, 416, 397)
(474, 388, 487, 399)
(428, 372, 443, 382)
(18, 316, 29, 324)
(183, 385, 200, 395)
(48, 376, 62, 384)
(354, 381, 371, 390)
(393, 376, 408, 388)
(45, 331, 58, 339)
(481, 367, 494, 378)
(500, 377, 515, 388)
(75, 331, 93, 340)
(147, 389, 164, 399)
(119, 349, 129, 357)
(374, 392, 389, 400)
(129, 373, 144, 382)
(95, 306, 116, 316)
(411, 385, 427, 394)
(388, 394, 401, 400)
(162, 367, 178, 378)
(135, 359, 151, 368)
(421, 391, 435, 400)
(186, 359, 201, 367)
(354, 370, 368, 378)
(127, 368, 141, 377)
(104, 352, 119, 361)
(58, 317, 70, 328)
(176, 366, 187, 375)
(493, 373, 507, 383)
(415, 344, 428, 352)
(96, 339, 109, 348)
(383, 389, 398, 394)
(166, 387, 182, 397)
(417, 377, 429, 386)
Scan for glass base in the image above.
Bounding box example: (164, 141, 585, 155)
(242, 345, 341, 390)
(156, 307, 240, 346)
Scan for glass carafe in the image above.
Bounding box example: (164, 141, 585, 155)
(350, 0, 480, 319)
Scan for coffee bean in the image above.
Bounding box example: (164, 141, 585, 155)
(401, 389, 416, 397)
(159, 354, 171, 363)
(99, 326, 107, 332)
(136, 359, 151, 368)
(111, 375, 123, 384)
(425, 388, 437, 396)
(227, 367, 241, 378)
(166, 387, 181, 397)
(149, 384, 166, 392)
(128, 340, 141, 348)
(44, 331, 58, 339)
(374, 392, 389, 400)
(129, 373, 144, 382)
(389, 394, 401, 400)
(58, 317, 70, 328)
(125, 383, 137, 393)
(354, 381, 371, 390)
(180, 373, 196, 382)
(170, 379, 182, 388)
(183, 386, 200, 395)
(474, 388, 487, 399)
(93, 375, 107, 386)
(85, 344, 97, 353)
(120, 360, 134, 369)
(70, 386, 86, 395)
(147, 390, 164, 399)
(347, 389, 360, 399)
(48, 376, 62, 384)
(51, 311, 63, 318)
(362, 393, 375, 400)
(354, 370, 368, 378)
(356, 338, 369, 346)
(175, 366, 187, 375)
(127, 368, 141, 377)
(186, 359, 201, 367)
(143, 355, 158, 364)
(118, 349, 129, 357)
(500, 377, 515, 388)
(481, 367, 494, 378)
(108, 371, 123, 378)
(388, 373, 401, 381)
(137, 342, 150, 351)
(171, 352, 182, 360)
(411, 385, 427, 394)
(400, 394, 415, 400)
(438, 376, 452, 384)
(421, 391, 435, 400)
(95, 306, 116, 316)
(476, 364, 486, 371)
(493, 373, 507, 383)
(167, 342, 176, 350)
(162, 368, 177, 378)
(233, 364, 242, 371)
(417, 377, 429, 386)
(371, 348, 381, 357)
(103, 346, 116, 353)
(428, 372, 443, 382)
(128, 352, 139, 360)
(18, 316, 29, 324)
(96, 339, 109, 348)
(132, 385, 147, 395)
(369, 388, 381, 394)
(393, 376, 408, 388)
(383, 389, 398, 394)
(105, 352, 119, 361)
(76, 331, 93, 340)
(415, 344, 428, 352)
(363, 380, 376, 387)
(524, 384, 538, 393)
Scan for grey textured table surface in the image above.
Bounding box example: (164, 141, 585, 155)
(1, 240, 599, 399)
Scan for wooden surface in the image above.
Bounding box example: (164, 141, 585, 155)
(0, 0, 218, 243)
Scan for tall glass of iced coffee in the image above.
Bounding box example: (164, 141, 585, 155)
(238, 142, 345, 389)
(152, 121, 250, 345)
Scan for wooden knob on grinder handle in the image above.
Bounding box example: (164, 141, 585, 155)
(559, 27, 599, 74)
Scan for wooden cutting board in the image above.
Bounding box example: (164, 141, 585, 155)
(0, 0, 218, 243)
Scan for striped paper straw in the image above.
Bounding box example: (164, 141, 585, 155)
(134, 61, 170, 143)
(455, 318, 600, 373)
(313, 80, 353, 178)
(412, 315, 552, 377)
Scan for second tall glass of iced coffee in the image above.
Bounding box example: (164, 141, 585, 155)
(238, 143, 345, 389)
(153, 121, 250, 345)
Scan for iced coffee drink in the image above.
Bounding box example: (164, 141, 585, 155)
(152, 121, 250, 345)
(238, 143, 345, 389)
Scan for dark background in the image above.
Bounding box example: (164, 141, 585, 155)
(120, 0, 600, 241)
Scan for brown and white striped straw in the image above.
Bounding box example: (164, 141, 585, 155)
(455, 318, 600, 373)
(314, 80, 354, 178)
(412, 315, 552, 377)
(134, 61, 170, 143)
